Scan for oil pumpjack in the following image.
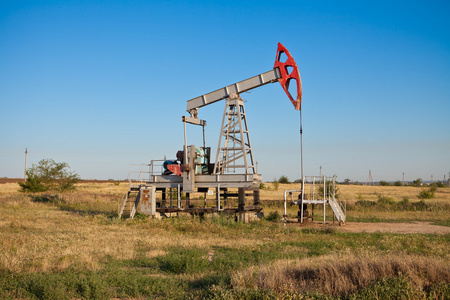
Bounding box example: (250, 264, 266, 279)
(119, 43, 302, 220)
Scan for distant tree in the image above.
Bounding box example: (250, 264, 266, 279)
(379, 180, 391, 186)
(394, 180, 402, 186)
(411, 178, 423, 187)
(19, 159, 80, 192)
(318, 180, 340, 198)
(436, 181, 445, 188)
(278, 175, 290, 184)
(343, 178, 351, 185)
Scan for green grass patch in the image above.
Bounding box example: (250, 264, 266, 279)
(0, 230, 448, 299)
(349, 275, 434, 300)
(31, 194, 118, 218)
(431, 219, 450, 227)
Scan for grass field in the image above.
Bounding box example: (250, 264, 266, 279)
(0, 182, 449, 299)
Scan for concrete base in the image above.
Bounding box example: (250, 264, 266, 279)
(237, 211, 263, 223)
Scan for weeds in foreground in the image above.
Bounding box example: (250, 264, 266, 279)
(1, 183, 449, 299)
(1, 253, 448, 299)
(352, 195, 448, 212)
(231, 254, 450, 298)
(31, 193, 118, 217)
(418, 186, 437, 199)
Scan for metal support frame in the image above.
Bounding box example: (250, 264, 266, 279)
(186, 69, 281, 112)
(214, 96, 255, 175)
(121, 44, 303, 220)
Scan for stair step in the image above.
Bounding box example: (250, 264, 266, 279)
(119, 187, 142, 219)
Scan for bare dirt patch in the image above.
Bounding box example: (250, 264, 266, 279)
(289, 221, 450, 234)
(339, 221, 450, 234)
(0, 178, 24, 184)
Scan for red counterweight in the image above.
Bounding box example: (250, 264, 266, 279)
(274, 43, 302, 110)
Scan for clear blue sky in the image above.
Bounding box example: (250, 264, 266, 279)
(1, 0, 449, 182)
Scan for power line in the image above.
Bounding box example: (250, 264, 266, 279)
(365, 170, 374, 185)
(24, 148, 28, 180)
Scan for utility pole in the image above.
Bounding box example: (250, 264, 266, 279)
(366, 170, 374, 185)
(319, 165, 322, 177)
(431, 175, 433, 183)
(300, 109, 303, 188)
(402, 172, 405, 185)
(24, 148, 28, 180)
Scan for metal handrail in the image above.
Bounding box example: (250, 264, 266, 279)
(283, 189, 302, 221)
(118, 192, 128, 218)
(336, 193, 347, 218)
(127, 159, 177, 186)
(282, 175, 346, 224)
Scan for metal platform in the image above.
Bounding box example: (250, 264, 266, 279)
(283, 176, 346, 224)
(119, 162, 262, 219)
(147, 174, 261, 189)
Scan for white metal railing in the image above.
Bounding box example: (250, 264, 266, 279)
(283, 175, 346, 224)
(127, 159, 177, 186)
(128, 164, 151, 185)
(336, 193, 347, 221)
(122, 160, 181, 217)
(118, 192, 132, 218)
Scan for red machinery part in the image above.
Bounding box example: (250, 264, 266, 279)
(167, 164, 182, 176)
(274, 43, 302, 110)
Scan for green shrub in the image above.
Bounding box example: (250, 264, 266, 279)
(412, 178, 423, 187)
(355, 200, 376, 207)
(343, 178, 351, 185)
(398, 197, 410, 210)
(19, 159, 79, 193)
(436, 181, 446, 188)
(418, 187, 435, 199)
(265, 211, 281, 222)
(317, 180, 339, 198)
(377, 195, 395, 206)
(278, 175, 290, 184)
(272, 178, 279, 191)
(412, 200, 429, 211)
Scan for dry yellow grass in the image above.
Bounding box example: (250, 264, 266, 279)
(1, 212, 262, 273)
(0, 186, 266, 273)
(75, 181, 130, 194)
(1, 182, 449, 275)
(0, 182, 22, 196)
(339, 184, 450, 204)
(259, 182, 450, 222)
(260, 182, 450, 203)
(231, 253, 450, 297)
